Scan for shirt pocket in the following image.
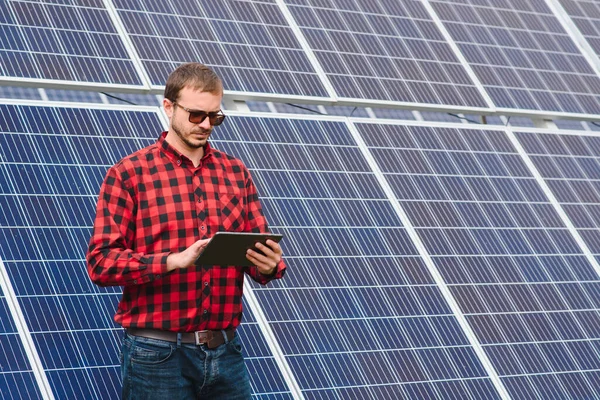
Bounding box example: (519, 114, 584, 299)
(218, 186, 245, 232)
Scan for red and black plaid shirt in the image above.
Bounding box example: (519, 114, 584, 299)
(86, 132, 285, 331)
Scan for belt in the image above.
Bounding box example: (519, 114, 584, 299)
(127, 328, 235, 349)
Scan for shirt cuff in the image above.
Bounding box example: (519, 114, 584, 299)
(259, 259, 286, 280)
(129, 253, 171, 284)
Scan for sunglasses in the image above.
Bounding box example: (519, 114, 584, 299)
(171, 101, 226, 126)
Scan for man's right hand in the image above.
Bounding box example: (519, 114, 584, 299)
(166, 239, 211, 271)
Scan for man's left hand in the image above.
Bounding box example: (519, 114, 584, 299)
(246, 239, 283, 276)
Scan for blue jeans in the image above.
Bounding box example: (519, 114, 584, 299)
(121, 331, 251, 399)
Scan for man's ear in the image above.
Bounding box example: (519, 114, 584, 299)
(163, 98, 174, 118)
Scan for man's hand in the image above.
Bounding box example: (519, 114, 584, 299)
(166, 239, 211, 272)
(246, 239, 283, 276)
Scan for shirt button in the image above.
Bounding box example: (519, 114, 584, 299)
(203, 309, 208, 314)
(177, 159, 182, 165)
(201, 226, 205, 230)
(204, 282, 208, 286)
(197, 198, 202, 203)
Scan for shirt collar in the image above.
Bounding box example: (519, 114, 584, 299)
(158, 131, 213, 166)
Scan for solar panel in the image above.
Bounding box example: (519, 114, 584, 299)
(0, 266, 44, 400)
(283, 0, 491, 110)
(0, 86, 43, 101)
(556, 0, 600, 59)
(428, 0, 600, 116)
(111, 0, 330, 98)
(357, 120, 600, 399)
(515, 128, 600, 265)
(0, 103, 164, 398)
(211, 114, 501, 399)
(0, 0, 145, 88)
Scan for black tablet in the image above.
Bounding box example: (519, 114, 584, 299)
(194, 232, 284, 267)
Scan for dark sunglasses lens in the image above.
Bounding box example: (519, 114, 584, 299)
(188, 111, 225, 125)
(211, 114, 225, 126)
(188, 111, 208, 124)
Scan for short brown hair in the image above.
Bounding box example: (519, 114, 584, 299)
(164, 63, 223, 101)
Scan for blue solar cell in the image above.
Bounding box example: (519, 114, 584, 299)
(0, 298, 17, 333)
(0, 372, 43, 400)
(0, 334, 35, 371)
(46, 367, 122, 400)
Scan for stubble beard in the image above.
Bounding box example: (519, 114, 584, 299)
(172, 119, 212, 150)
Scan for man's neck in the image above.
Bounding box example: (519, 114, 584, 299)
(165, 131, 204, 167)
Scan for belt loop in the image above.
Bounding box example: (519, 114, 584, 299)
(176, 333, 182, 348)
(221, 330, 229, 344)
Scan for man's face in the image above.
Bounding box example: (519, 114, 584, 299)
(165, 86, 223, 152)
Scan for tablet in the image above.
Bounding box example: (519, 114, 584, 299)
(194, 232, 284, 267)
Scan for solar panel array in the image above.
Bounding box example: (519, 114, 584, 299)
(212, 116, 500, 399)
(0, 104, 163, 399)
(112, 0, 330, 97)
(4, 0, 600, 399)
(3, 0, 600, 116)
(0, 105, 298, 399)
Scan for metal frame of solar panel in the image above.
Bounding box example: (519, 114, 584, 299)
(0, 0, 149, 91)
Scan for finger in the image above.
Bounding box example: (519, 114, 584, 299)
(246, 249, 278, 268)
(254, 242, 275, 257)
(264, 240, 282, 254)
(247, 254, 277, 274)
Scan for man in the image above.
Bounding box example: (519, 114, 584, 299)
(86, 62, 285, 399)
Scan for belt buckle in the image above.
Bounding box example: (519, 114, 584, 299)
(194, 330, 209, 346)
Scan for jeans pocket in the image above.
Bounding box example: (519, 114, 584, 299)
(227, 336, 243, 355)
(130, 338, 175, 365)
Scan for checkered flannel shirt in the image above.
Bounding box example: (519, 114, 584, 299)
(86, 132, 285, 331)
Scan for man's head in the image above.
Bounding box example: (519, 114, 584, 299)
(164, 62, 223, 102)
(163, 63, 225, 158)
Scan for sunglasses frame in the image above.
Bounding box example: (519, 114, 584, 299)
(171, 101, 226, 126)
